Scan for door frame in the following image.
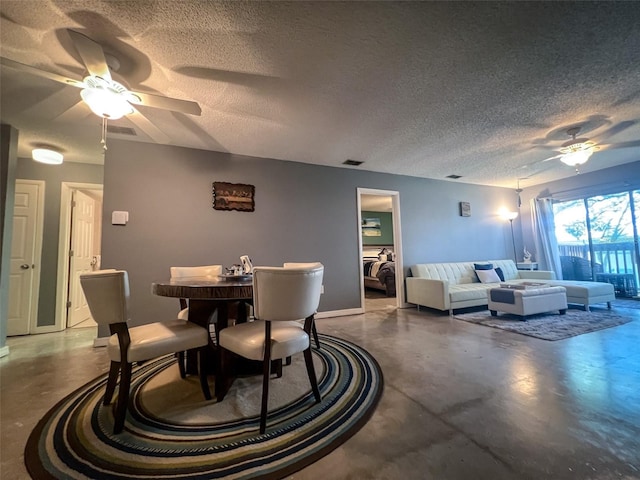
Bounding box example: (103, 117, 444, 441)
(13, 179, 45, 334)
(357, 187, 407, 311)
(54, 182, 103, 332)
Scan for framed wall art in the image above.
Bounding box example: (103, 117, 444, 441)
(212, 182, 255, 212)
(362, 217, 382, 237)
(459, 201, 471, 217)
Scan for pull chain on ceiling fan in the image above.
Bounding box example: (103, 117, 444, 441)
(515, 178, 523, 208)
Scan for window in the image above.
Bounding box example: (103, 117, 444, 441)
(553, 190, 639, 297)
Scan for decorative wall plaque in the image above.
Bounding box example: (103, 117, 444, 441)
(212, 182, 255, 212)
(459, 201, 471, 217)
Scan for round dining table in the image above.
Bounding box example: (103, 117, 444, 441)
(153, 275, 314, 401)
(152, 276, 254, 399)
(152, 276, 253, 327)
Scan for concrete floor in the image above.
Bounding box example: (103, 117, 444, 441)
(2, 300, 639, 479)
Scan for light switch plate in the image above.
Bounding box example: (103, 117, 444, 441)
(111, 211, 129, 225)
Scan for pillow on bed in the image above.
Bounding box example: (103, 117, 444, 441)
(475, 268, 501, 283)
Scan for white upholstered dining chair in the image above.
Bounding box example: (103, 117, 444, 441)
(80, 269, 212, 434)
(283, 262, 323, 350)
(217, 264, 324, 434)
(170, 265, 222, 377)
(170, 265, 223, 320)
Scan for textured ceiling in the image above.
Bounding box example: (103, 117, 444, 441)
(1, 1, 640, 188)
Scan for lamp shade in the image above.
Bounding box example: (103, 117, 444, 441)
(32, 148, 63, 165)
(502, 210, 518, 221)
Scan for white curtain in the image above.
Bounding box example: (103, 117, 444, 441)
(531, 198, 563, 279)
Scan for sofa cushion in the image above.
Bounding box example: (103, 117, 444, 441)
(547, 280, 614, 296)
(412, 263, 478, 285)
(489, 260, 520, 281)
(494, 267, 505, 281)
(450, 284, 495, 302)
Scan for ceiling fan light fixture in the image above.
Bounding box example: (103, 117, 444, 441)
(32, 148, 63, 165)
(560, 148, 593, 167)
(557, 127, 596, 167)
(80, 76, 134, 119)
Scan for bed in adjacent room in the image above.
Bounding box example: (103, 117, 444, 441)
(363, 248, 396, 297)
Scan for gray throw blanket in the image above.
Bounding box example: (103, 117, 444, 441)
(490, 289, 515, 304)
(376, 262, 395, 284)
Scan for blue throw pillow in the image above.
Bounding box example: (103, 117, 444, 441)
(494, 267, 505, 281)
(474, 263, 493, 270)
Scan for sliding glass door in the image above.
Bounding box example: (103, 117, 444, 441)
(553, 189, 639, 297)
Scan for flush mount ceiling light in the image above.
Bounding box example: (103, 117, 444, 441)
(32, 148, 63, 165)
(559, 127, 596, 167)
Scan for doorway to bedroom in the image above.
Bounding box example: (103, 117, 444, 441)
(357, 188, 404, 312)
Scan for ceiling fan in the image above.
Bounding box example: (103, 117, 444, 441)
(0, 29, 201, 147)
(541, 127, 597, 169)
(538, 123, 640, 172)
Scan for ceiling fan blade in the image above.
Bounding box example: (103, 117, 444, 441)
(593, 120, 637, 142)
(0, 57, 84, 88)
(68, 30, 112, 81)
(174, 66, 281, 88)
(126, 107, 171, 143)
(129, 90, 201, 116)
(598, 140, 640, 151)
(55, 100, 92, 123)
(541, 153, 562, 162)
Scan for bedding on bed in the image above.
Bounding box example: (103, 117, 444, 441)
(363, 260, 396, 296)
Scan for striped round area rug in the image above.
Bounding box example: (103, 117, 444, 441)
(25, 334, 383, 479)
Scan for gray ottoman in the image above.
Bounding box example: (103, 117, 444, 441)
(488, 286, 568, 319)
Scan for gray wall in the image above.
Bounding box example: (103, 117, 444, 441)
(1, 125, 18, 352)
(520, 160, 640, 270)
(15, 158, 104, 326)
(102, 139, 519, 327)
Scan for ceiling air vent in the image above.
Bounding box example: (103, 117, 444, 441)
(106, 125, 137, 136)
(446, 174, 462, 179)
(343, 159, 363, 166)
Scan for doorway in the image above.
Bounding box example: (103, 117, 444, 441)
(357, 188, 405, 312)
(54, 182, 103, 331)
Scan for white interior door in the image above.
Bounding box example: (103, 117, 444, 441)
(67, 190, 96, 327)
(8, 181, 43, 336)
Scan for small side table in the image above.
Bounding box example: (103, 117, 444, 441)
(516, 262, 538, 271)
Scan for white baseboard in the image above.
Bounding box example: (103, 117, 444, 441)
(0, 345, 9, 358)
(93, 336, 108, 348)
(316, 308, 363, 318)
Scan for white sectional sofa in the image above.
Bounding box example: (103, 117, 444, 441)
(406, 259, 615, 314)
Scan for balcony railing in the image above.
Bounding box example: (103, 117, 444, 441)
(558, 241, 639, 297)
(559, 241, 637, 274)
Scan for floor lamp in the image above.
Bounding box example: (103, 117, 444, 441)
(503, 211, 519, 262)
